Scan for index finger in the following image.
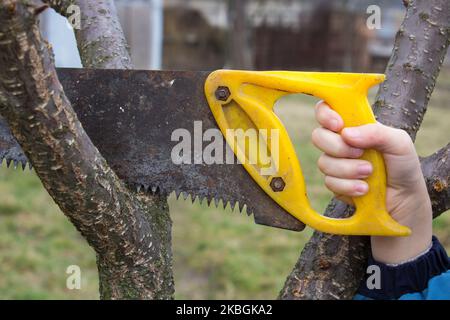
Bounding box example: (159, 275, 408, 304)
(315, 101, 344, 133)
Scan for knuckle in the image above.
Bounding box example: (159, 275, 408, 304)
(369, 123, 384, 144)
(324, 176, 334, 189)
(316, 110, 326, 123)
(317, 155, 328, 172)
(396, 129, 414, 152)
(311, 127, 322, 144)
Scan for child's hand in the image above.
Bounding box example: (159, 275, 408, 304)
(312, 101, 432, 264)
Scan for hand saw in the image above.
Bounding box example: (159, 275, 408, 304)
(0, 68, 411, 236)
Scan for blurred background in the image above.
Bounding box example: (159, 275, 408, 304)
(0, 0, 448, 299)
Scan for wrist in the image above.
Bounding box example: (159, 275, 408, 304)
(371, 233, 433, 265)
(371, 199, 433, 264)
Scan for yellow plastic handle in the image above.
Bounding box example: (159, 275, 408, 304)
(204, 70, 411, 236)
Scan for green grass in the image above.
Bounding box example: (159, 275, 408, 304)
(0, 69, 449, 299)
(0, 169, 99, 299)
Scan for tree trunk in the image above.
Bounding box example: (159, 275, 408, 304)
(0, 0, 173, 299)
(279, 0, 450, 300)
(227, 0, 253, 69)
(1, 0, 448, 301)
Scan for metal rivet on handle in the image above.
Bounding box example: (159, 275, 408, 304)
(215, 86, 231, 101)
(270, 177, 285, 192)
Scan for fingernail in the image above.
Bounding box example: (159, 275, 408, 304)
(350, 148, 364, 158)
(344, 127, 361, 139)
(355, 183, 368, 195)
(357, 164, 372, 176)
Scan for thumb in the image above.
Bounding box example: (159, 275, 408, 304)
(341, 123, 414, 156)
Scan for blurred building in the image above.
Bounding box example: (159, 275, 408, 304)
(162, 0, 407, 72)
(40, 0, 448, 72)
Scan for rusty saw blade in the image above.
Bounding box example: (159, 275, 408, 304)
(0, 68, 305, 232)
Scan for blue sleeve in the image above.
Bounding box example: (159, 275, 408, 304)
(354, 236, 450, 300)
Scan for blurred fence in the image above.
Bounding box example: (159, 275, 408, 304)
(253, 6, 371, 71)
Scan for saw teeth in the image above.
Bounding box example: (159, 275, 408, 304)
(134, 184, 169, 196)
(157, 186, 168, 196)
(214, 198, 223, 208)
(159, 188, 253, 218)
(1, 156, 31, 171)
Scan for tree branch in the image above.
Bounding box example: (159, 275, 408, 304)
(48, 0, 173, 298)
(43, 0, 132, 69)
(422, 143, 450, 218)
(279, 0, 450, 300)
(0, 0, 173, 299)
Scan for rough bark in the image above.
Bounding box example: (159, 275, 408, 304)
(43, 0, 132, 69)
(0, 0, 173, 299)
(46, 0, 173, 299)
(421, 143, 450, 218)
(279, 0, 450, 300)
